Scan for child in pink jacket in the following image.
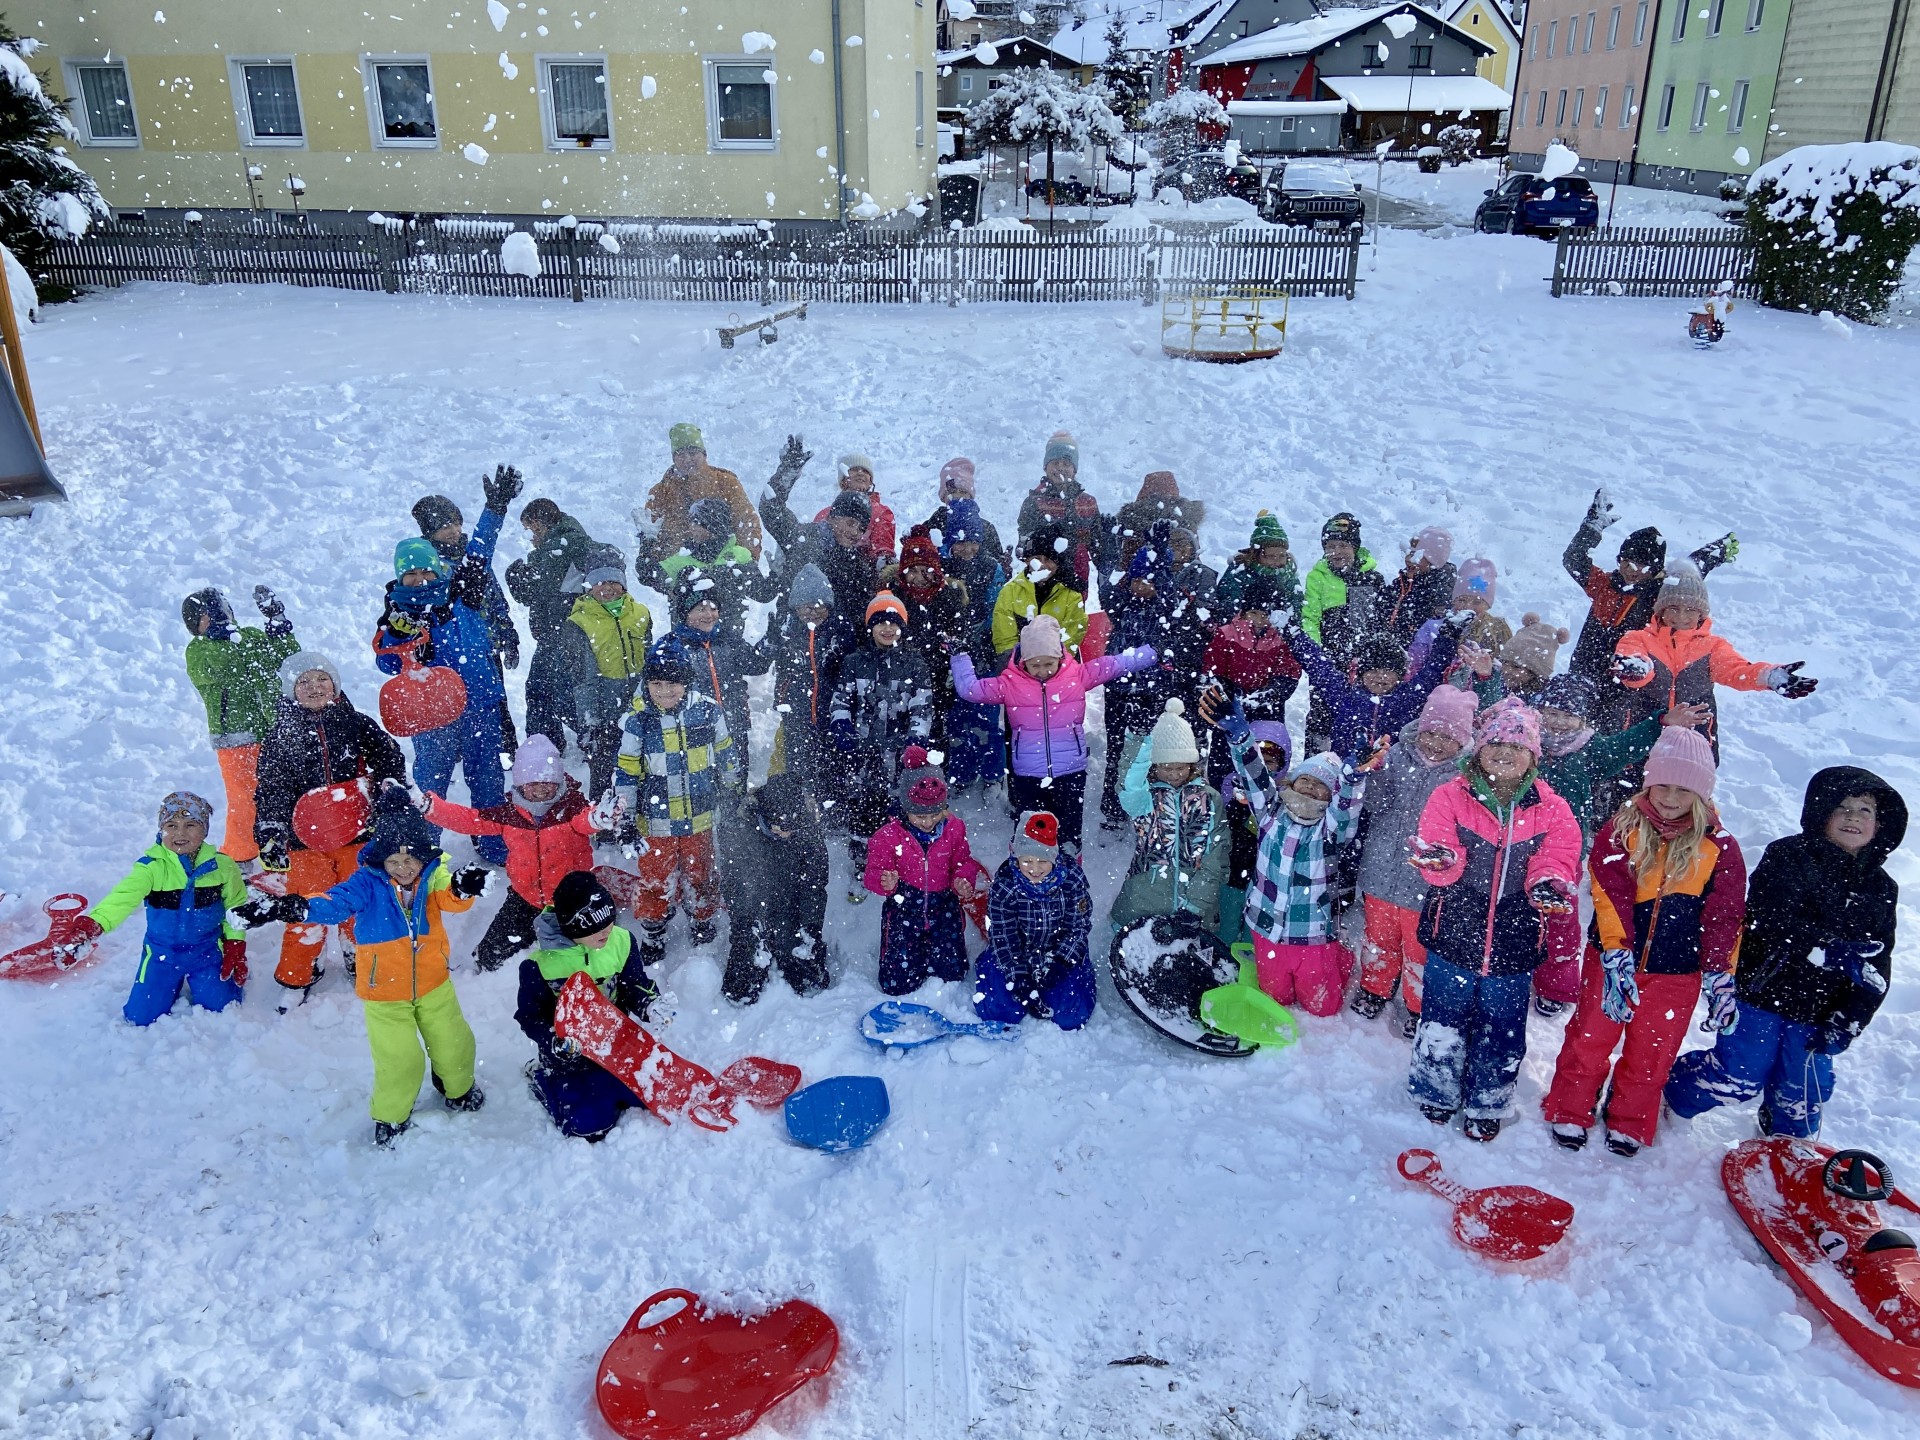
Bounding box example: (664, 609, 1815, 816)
(950, 614, 1155, 855)
(865, 748, 989, 994)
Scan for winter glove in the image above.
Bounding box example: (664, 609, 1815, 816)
(449, 865, 492, 901)
(589, 789, 626, 832)
(831, 717, 860, 754)
(1766, 662, 1818, 699)
(256, 826, 292, 873)
(483, 463, 524, 514)
(220, 937, 249, 987)
(1600, 947, 1640, 1025)
(1611, 653, 1654, 684)
(1691, 532, 1739, 573)
(1810, 1023, 1856, 1056)
(53, 914, 103, 968)
(1700, 969, 1739, 1034)
(552, 1034, 584, 1060)
(252, 584, 286, 620)
(1824, 939, 1886, 982)
(1354, 736, 1393, 775)
(1406, 837, 1458, 873)
(1583, 487, 1619, 533)
(766, 434, 812, 502)
(382, 602, 425, 641)
(234, 894, 309, 929)
(381, 776, 430, 812)
(1529, 878, 1575, 916)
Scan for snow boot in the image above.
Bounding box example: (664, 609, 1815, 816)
(1463, 1116, 1502, 1143)
(1534, 995, 1569, 1018)
(1605, 1130, 1641, 1158)
(688, 917, 719, 948)
(373, 1119, 412, 1149)
(276, 979, 316, 1014)
(637, 919, 668, 969)
(1551, 1123, 1589, 1152)
(1401, 1011, 1421, 1040)
(442, 1084, 486, 1114)
(1421, 1105, 1455, 1127)
(1350, 989, 1389, 1021)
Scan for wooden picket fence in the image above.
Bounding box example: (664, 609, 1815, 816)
(42, 215, 1364, 304)
(1551, 225, 1758, 298)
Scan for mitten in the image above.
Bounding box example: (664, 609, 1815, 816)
(234, 894, 308, 929)
(256, 826, 292, 873)
(1699, 969, 1738, 1033)
(589, 789, 626, 832)
(1584, 487, 1619, 532)
(449, 865, 491, 900)
(1691, 532, 1739, 572)
(483, 463, 524, 513)
(1406, 837, 1457, 873)
(220, 937, 249, 986)
(380, 776, 430, 812)
(767, 434, 811, 501)
(54, 914, 103, 967)
(252, 584, 286, 620)
(1767, 662, 1817, 699)
(1218, 697, 1252, 745)
(1529, 878, 1574, 915)
(1600, 947, 1640, 1024)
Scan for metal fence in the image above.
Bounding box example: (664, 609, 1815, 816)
(43, 215, 1364, 304)
(1550, 225, 1758, 298)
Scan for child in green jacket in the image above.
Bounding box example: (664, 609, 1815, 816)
(181, 586, 300, 865)
(1535, 676, 1712, 844)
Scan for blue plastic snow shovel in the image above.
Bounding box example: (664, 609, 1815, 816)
(784, 1076, 890, 1153)
(859, 1001, 1016, 1050)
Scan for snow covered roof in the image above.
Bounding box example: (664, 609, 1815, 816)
(1320, 73, 1512, 111)
(936, 36, 1084, 70)
(1201, 3, 1494, 66)
(1047, 0, 1229, 64)
(1227, 98, 1349, 117)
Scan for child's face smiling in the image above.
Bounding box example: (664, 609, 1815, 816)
(1016, 854, 1054, 881)
(159, 815, 207, 857)
(384, 852, 425, 887)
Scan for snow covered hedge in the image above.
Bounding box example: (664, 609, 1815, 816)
(0, 24, 108, 285)
(1744, 142, 1920, 323)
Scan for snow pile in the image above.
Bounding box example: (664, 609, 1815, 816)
(1750, 142, 1920, 241)
(498, 231, 541, 277)
(1143, 88, 1228, 129)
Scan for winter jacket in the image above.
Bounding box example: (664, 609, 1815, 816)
(1414, 768, 1582, 977)
(760, 611, 859, 736)
(1111, 734, 1228, 932)
(649, 539, 781, 634)
(1106, 551, 1217, 710)
(648, 462, 763, 560)
(424, 784, 596, 909)
(830, 641, 934, 757)
(1562, 519, 1730, 682)
(1538, 716, 1664, 843)
(304, 852, 474, 1003)
(987, 856, 1093, 986)
(1356, 729, 1464, 911)
(924, 502, 1011, 572)
(1114, 495, 1206, 568)
(1215, 553, 1304, 619)
(184, 625, 301, 747)
(614, 694, 741, 837)
(759, 493, 879, 620)
(432, 529, 518, 667)
(816, 491, 898, 564)
(883, 567, 974, 704)
(944, 551, 1007, 664)
(1300, 549, 1380, 655)
(505, 510, 598, 641)
(991, 573, 1088, 657)
(515, 918, 654, 1067)
(864, 816, 987, 900)
(1589, 804, 1746, 976)
(951, 646, 1154, 779)
(671, 621, 769, 739)
(719, 788, 830, 950)
(374, 506, 507, 709)
(1376, 563, 1458, 647)
(1735, 767, 1906, 1036)
(1231, 731, 1365, 944)
(555, 593, 654, 731)
(254, 695, 407, 853)
(1203, 616, 1301, 718)
(1614, 617, 1776, 752)
(1287, 623, 1461, 761)
(90, 843, 247, 952)
(1016, 478, 1115, 592)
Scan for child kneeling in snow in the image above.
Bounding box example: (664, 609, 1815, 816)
(70, 792, 250, 1026)
(1406, 698, 1582, 1143)
(865, 748, 987, 994)
(976, 810, 1096, 1029)
(236, 791, 490, 1147)
(515, 871, 659, 1141)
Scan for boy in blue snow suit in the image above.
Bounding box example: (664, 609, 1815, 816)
(1666, 767, 1906, 1138)
(975, 810, 1096, 1029)
(69, 792, 250, 1026)
(374, 464, 524, 866)
(937, 497, 1007, 793)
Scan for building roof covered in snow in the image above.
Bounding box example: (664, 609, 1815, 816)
(1047, 0, 1233, 64)
(1226, 97, 1350, 116)
(1319, 72, 1511, 111)
(1202, 3, 1492, 66)
(936, 35, 1084, 70)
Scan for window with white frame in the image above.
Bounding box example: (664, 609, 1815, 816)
(706, 57, 776, 149)
(542, 57, 612, 148)
(364, 58, 436, 146)
(231, 59, 304, 145)
(960, 73, 973, 91)
(1583, 11, 1596, 50)
(916, 70, 925, 146)
(1658, 82, 1675, 128)
(1572, 86, 1584, 125)
(1728, 78, 1748, 130)
(68, 60, 138, 145)
(1279, 115, 1296, 132)
(1634, 0, 1650, 41)
(1621, 82, 1636, 126)
(1607, 6, 1621, 47)
(1690, 80, 1710, 128)
(1747, 0, 1765, 28)
(1595, 84, 1609, 126)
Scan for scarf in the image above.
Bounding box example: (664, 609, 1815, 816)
(1280, 789, 1329, 824)
(1631, 792, 1703, 839)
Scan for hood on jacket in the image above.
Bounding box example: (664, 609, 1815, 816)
(1800, 766, 1907, 869)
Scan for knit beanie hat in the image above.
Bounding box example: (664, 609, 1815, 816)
(1138, 470, 1180, 502)
(942, 497, 985, 551)
(1249, 510, 1288, 547)
(1415, 686, 1476, 747)
(1475, 695, 1542, 759)
(180, 586, 232, 636)
(865, 591, 909, 629)
(1023, 523, 1069, 562)
(688, 497, 735, 536)
(411, 494, 462, 537)
(157, 790, 214, 830)
(899, 744, 950, 811)
(668, 422, 704, 453)
(1452, 557, 1497, 605)
(1538, 673, 1597, 719)
(362, 787, 439, 868)
(899, 532, 944, 576)
(1020, 613, 1064, 660)
(829, 490, 873, 525)
(553, 870, 618, 941)
(279, 650, 342, 698)
(511, 733, 566, 790)
(1653, 562, 1710, 619)
(1148, 699, 1201, 766)
(1411, 527, 1454, 566)
(670, 569, 720, 620)
(1644, 725, 1717, 799)
(837, 452, 875, 480)
(787, 562, 834, 612)
(1012, 810, 1060, 863)
(1356, 634, 1410, 677)
(939, 457, 976, 499)
(580, 543, 626, 590)
(1618, 525, 1667, 570)
(644, 637, 694, 685)
(393, 536, 451, 580)
(1044, 430, 1079, 469)
(1290, 751, 1344, 795)
(1502, 614, 1570, 678)
(1321, 512, 1362, 546)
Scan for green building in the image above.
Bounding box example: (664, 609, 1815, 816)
(1634, 0, 1793, 192)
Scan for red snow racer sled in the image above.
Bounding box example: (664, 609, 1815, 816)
(292, 777, 373, 852)
(0, 894, 101, 980)
(1724, 1137, 1920, 1387)
(375, 638, 467, 738)
(597, 1288, 839, 1440)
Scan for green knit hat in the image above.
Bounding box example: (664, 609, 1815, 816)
(393, 536, 450, 579)
(668, 422, 705, 453)
(1249, 510, 1288, 547)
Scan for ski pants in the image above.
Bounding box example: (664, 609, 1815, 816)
(973, 953, 1096, 1030)
(1253, 936, 1350, 1017)
(123, 938, 243, 1027)
(278, 840, 362, 989)
(1531, 911, 1585, 1007)
(1665, 1004, 1835, 1139)
(1409, 953, 1533, 1120)
(412, 705, 510, 866)
(878, 887, 970, 995)
(476, 890, 543, 972)
(944, 698, 1006, 789)
(213, 742, 261, 864)
(1008, 770, 1089, 855)
(1357, 894, 1426, 1015)
(524, 639, 575, 752)
(528, 1052, 638, 1140)
(1543, 946, 1701, 1147)
(724, 912, 829, 1004)
(363, 979, 477, 1125)
(1214, 885, 1249, 950)
(630, 832, 719, 925)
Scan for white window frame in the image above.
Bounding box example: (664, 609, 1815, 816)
(538, 54, 615, 152)
(1728, 78, 1749, 131)
(228, 57, 306, 148)
(1690, 80, 1710, 129)
(361, 55, 439, 150)
(959, 73, 973, 92)
(1595, 84, 1609, 126)
(1278, 115, 1296, 132)
(64, 58, 140, 147)
(1607, 6, 1622, 48)
(704, 54, 779, 152)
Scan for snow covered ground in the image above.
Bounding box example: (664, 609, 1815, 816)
(4, 227, 1920, 1438)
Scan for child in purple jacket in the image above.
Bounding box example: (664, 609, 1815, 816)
(1284, 618, 1465, 763)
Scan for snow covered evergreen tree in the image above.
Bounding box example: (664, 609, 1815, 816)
(1143, 88, 1227, 162)
(1097, 14, 1152, 131)
(0, 18, 107, 282)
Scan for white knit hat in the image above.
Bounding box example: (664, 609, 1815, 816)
(1149, 699, 1201, 765)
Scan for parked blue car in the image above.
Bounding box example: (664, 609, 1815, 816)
(1474, 173, 1600, 236)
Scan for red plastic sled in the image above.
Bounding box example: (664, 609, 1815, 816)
(594, 864, 646, 918)
(376, 639, 467, 738)
(597, 1288, 839, 1440)
(1724, 1137, 1920, 1387)
(292, 777, 372, 853)
(1398, 1149, 1575, 1262)
(0, 894, 100, 981)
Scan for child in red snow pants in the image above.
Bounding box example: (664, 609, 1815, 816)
(631, 833, 719, 923)
(1253, 936, 1351, 1017)
(1356, 894, 1425, 1014)
(1542, 944, 1701, 1147)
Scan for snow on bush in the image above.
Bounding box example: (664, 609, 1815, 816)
(1745, 142, 1920, 323)
(499, 231, 541, 278)
(1143, 87, 1227, 158)
(1436, 123, 1477, 166)
(0, 23, 108, 280)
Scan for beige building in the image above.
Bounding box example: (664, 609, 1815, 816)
(33, 0, 938, 222)
(1764, 0, 1920, 158)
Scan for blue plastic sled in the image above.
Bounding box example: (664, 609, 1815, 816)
(784, 1076, 890, 1153)
(860, 1001, 1016, 1050)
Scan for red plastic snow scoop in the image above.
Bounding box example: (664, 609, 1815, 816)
(292, 777, 372, 853)
(0, 894, 100, 981)
(597, 1288, 840, 1440)
(1397, 1149, 1574, 1262)
(1080, 568, 1112, 662)
(376, 638, 467, 738)
(553, 973, 801, 1130)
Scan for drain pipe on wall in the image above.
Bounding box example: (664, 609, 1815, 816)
(832, 0, 851, 221)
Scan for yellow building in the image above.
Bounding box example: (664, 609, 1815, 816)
(30, 0, 938, 222)
(1442, 0, 1521, 95)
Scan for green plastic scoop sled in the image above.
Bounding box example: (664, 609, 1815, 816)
(1198, 943, 1298, 1050)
